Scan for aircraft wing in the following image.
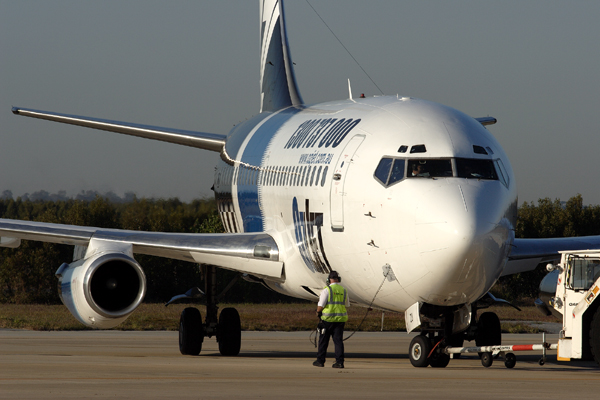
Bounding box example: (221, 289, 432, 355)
(503, 236, 600, 276)
(0, 219, 283, 280)
(12, 107, 226, 152)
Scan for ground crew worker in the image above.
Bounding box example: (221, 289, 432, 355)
(313, 270, 349, 368)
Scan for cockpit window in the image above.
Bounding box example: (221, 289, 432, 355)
(374, 157, 504, 187)
(473, 145, 488, 155)
(374, 157, 393, 185)
(410, 144, 427, 154)
(374, 158, 405, 186)
(407, 159, 452, 178)
(456, 158, 498, 180)
(388, 159, 405, 185)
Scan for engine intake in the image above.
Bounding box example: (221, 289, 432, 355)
(56, 252, 146, 329)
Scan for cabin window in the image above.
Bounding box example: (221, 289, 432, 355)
(301, 166, 307, 186)
(291, 166, 296, 186)
(321, 166, 328, 186)
(315, 166, 322, 187)
(455, 158, 498, 180)
(304, 166, 311, 186)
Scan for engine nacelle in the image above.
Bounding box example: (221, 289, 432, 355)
(536, 268, 562, 319)
(56, 252, 146, 329)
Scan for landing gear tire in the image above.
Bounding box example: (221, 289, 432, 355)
(588, 307, 600, 366)
(504, 352, 516, 369)
(179, 307, 204, 355)
(429, 351, 450, 368)
(481, 352, 493, 367)
(409, 335, 431, 368)
(476, 312, 501, 346)
(218, 307, 241, 356)
(476, 312, 501, 357)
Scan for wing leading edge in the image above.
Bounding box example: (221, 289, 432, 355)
(503, 236, 600, 276)
(0, 219, 283, 280)
(12, 107, 226, 153)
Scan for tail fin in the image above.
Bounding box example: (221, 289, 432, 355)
(259, 0, 303, 113)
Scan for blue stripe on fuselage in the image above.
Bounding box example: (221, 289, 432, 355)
(238, 107, 302, 232)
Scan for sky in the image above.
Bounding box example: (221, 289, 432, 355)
(1, 1, 599, 204)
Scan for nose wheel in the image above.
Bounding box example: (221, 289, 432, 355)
(409, 334, 431, 367)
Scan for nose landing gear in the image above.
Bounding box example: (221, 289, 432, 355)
(408, 333, 451, 368)
(408, 307, 502, 368)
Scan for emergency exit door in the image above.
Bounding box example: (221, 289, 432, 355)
(329, 135, 365, 230)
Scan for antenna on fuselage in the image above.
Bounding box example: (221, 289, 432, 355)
(348, 79, 354, 101)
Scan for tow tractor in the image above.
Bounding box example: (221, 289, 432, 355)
(437, 250, 600, 368)
(536, 250, 600, 365)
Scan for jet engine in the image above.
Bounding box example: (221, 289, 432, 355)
(535, 268, 561, 319)
(55, 252, 146, 329)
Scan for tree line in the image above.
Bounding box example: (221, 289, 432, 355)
(1, 194, 600, 305)
(0, 196, 291, 304)
(496, 194, 600, 301)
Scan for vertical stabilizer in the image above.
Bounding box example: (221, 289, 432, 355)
(259, 0, 303, 113)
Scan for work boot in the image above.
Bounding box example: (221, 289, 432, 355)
(332, 362, 344, 368)
(312, 360, 324, 367)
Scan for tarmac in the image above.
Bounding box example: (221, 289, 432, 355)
(0, 329, 598, 399)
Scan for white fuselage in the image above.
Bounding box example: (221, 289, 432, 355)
(214, 96, 518, 312)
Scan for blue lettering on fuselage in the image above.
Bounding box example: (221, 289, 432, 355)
(298, 152, 334, 165)
(284, 118, 361, 149)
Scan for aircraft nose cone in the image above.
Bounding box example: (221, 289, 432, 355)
(412, 180, 513, 305)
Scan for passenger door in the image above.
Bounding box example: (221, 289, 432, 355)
(329, 135, 365, 230)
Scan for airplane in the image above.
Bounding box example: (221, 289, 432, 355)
(3, 0, 600, 367)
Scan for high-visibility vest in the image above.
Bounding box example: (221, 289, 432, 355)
(321, 284, 348, 322)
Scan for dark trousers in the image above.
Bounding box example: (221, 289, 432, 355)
(316, 321, 345, 364)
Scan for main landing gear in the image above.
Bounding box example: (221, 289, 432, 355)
(172, 265, 242, 356)
(408, 305, 502, 368)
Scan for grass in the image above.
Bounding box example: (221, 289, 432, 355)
(0, 303, 560, 332)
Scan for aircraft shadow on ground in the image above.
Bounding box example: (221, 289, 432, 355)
(199, 351, 599, 370)
(199, 350, 405, 359)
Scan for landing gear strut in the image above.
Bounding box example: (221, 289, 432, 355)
(176, 265, 242, 356)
